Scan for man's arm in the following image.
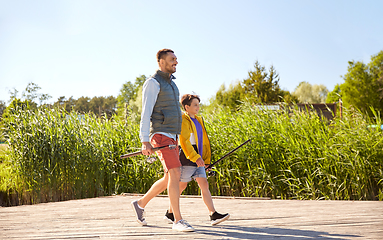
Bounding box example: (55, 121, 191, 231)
(139, 78, 160, 155)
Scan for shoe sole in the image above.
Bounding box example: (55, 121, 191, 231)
(172, 227, 195, 232)
(211, 214, 230, 226)
(131, 201, 147, 226)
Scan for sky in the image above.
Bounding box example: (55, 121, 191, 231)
(1, 0, 383, 104)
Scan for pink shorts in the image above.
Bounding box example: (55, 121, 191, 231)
(151, 134, 181, 172)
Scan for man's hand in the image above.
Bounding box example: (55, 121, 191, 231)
(196, 158, 205, 167)
(141, 142, 153, 155)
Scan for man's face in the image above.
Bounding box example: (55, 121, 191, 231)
(160, 52, 178, 74)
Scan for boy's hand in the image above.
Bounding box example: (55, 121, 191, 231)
(205, 164, 212, 171)
(196, 158, 205, 167)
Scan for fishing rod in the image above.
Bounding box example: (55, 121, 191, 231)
(120, 144, 176, 159)
(206, 139, 251, 176)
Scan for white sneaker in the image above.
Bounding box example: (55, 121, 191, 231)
(172, 219, 194, 232)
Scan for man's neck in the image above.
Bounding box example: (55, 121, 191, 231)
(156, 69, 173, 82)
(159, 68, 171, 75)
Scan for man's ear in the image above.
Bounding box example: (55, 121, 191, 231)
(158, 58, 164, 66)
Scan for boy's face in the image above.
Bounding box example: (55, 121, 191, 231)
(185, 98, 200, 116)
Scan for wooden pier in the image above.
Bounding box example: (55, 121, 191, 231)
(1, 194, 382, 239)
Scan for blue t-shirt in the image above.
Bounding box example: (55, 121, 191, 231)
(191, 117, 203, 158)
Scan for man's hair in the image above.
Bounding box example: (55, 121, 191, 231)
(180, 94, 200, 110)
(157, 49, 174, 62)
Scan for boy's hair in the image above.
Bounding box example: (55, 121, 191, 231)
(157, 49, 174, 62)
(180, 94, 200, 110)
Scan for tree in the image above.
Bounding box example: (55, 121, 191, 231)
(7, 82, 51, 107)
(242, 61, 294, 103)
(339, 50, 383, 116)
(117, 75, 147, 113)
(293, 81, 329, 103)
(52, 96, 117, 118)
(206, 61, 296, 112)
(21, 82, 52, 105)
(53, 96, 76, 112)
(326, 84, 341, 103)
(73, 96, 91, 113)
(209, 82, 244, 110)
(89, 96, 117, 118)
(117, 75, 147, 116)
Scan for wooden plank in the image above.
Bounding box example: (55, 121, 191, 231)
(1, 195, 382, 239)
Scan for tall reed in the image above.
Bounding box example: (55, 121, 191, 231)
(1, 103, 382, 206)
(201, 103, 383, 200)
(3, 107, 163, 205)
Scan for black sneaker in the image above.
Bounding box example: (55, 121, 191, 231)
(210, 211, 230, 226)
(164, 210, 174, 223)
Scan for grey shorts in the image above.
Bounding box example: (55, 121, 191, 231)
(180, 166, 207, 182)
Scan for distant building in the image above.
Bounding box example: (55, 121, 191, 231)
(296, 103, 337, 121)
(254, 103, 337, 121)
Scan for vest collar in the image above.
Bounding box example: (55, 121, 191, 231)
(156, 70, 176, 82)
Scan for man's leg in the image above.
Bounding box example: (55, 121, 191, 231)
(131, 173, 168, 225)
(137, 173, 168, 208)
(165, 180, 187, 223)
(168, 180, 188, 214)
(149, 134, 194, 231)
(167, 167, 182, 222)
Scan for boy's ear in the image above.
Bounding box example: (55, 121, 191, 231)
(184, 105, 189, 111)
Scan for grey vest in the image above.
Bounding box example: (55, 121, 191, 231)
(150, 70, 182, 135)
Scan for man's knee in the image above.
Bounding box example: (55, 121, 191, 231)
(168, 167, 181, 180)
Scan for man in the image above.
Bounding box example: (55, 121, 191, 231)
(131, 49, 194, 232)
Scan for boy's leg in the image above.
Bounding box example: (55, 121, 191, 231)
(179, 181, 188, 194)
(195, 177, 216, 214)
(195, 177, 230, 226)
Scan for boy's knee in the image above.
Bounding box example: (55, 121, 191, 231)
(197, 178, 209, 188)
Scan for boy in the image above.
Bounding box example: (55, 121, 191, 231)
(165, 94, 230, 226)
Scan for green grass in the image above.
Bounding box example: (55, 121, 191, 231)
(0, 144, 11, 193)
(201, 103, 383, 200)
(1, 103, 382, 206)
